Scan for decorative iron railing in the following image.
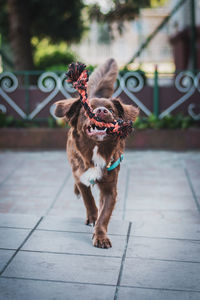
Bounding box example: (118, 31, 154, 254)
(0, 69, 200, 121)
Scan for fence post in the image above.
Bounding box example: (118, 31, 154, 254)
(153, 65, 159, 118)
(24, 71, 30, 119)
(190, 0, 197, 73)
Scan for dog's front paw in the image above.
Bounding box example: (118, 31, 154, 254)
(92, 234, 112, 249)
(85, 214, 97, 226)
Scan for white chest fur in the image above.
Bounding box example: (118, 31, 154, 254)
(80, 146, 106, 186)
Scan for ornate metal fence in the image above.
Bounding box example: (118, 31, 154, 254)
(0, 70, 200, 121)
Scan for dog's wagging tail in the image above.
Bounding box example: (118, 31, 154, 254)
(66, 61, 133, 139)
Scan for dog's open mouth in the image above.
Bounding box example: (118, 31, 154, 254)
(86, 124, 107, 137)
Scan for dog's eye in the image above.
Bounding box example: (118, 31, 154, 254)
(109, 108, 113, 113)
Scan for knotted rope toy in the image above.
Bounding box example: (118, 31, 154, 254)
(66, 62, 133, 139)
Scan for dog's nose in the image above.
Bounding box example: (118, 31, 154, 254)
(94, 107, 109, 119)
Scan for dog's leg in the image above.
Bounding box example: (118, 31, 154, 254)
(74, 184, 80, 197)
(77, 182, 98, 226)
(93, 182, 117, 248)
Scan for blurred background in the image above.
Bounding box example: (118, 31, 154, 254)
(0, 0, 200, 134)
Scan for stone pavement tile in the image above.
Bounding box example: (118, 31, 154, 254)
(0, 151, 26, 163)
(121, 258, 200, 291)
(131, 220, 200, 240)
(129, 165, 186, 177)
(198, 197, 200, 208)
(188, 178, 200, 197)
(111, 209, 123, 220)
(0, 197, 52, 215)
(49, 207, 123, 220)
(0, 150, 67, 181)
(127, 183, 193, 198)
(0, 184, 59, 198)
(0, 200, 15, 213)
(186, 169, 200, 179)
(7, 153, 68, 175)
(116, 166, 127, 210)
(0, 228, 30, 249)
(22, 230, 126, 257)
(0, 213, 40, 228)
(0, 152, 25, 184)
(4, 251, 121, 285)
(126, 196, 197, 210)
(5, 172, 65, 187)
(117, 287, 200, 300)
(38, 216, 129, 235)
(129, 165, 187, 177)
(126, 236, 200, 262)
(0, 168, 16, 185)
(23, 151, 67, 163)
(0, 250, 15, 272)
(184, 159, 200, 174)
(0, 278, 115, 300)
(49, 207, 87, 217)
(124, 150, 190, 162)
(53, 177, 85, 211)
(125, 209, 200, 224)
(12, 156, 66, 169)
(128, 174, 189, 186)
(52, 197, 84, 211)
(10, 165, 68, 180)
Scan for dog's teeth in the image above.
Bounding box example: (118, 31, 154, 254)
(89, 125, 107, 134)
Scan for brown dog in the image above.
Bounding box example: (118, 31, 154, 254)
(55, 59, 139, 248)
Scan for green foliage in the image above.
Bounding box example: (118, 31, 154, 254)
(0, 0, 84, 43)
(32, 38, 77, 71)
(0, 0, 84, 70)
(0, 1, 8, 38)
(88, 0, 168, 23)
(0, 113, 63, 128)
(30, 0, 84, 43)
(150, 0, 168, 8)
(1, 111, 199, 130)
(134, 114, 198, 129)
(86, 64, 97, 74)
(47, 116, 56, 128)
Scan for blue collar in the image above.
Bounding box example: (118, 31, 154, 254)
(89, 154, 124, 185)
(107, 154, 124, 171)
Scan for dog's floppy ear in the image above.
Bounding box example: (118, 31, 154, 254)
(87, 58, 118, 99)
(54, 98, 82, 126)
(112, 98, 139, 122)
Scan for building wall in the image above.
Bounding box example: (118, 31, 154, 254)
(169, 0, 200, 36)
(72, 5, 173, 70)
(168, 0, 200, 70)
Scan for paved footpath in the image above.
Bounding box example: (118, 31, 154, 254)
(0, 150, 200, 300)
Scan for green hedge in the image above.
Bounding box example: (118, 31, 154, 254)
(134, 114, 199, 129)
(0, 112, 199, 129)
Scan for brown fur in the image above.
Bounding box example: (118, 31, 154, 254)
(55, 59, 139, 248)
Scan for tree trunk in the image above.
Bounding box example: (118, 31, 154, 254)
(7, 0, 34, 71)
